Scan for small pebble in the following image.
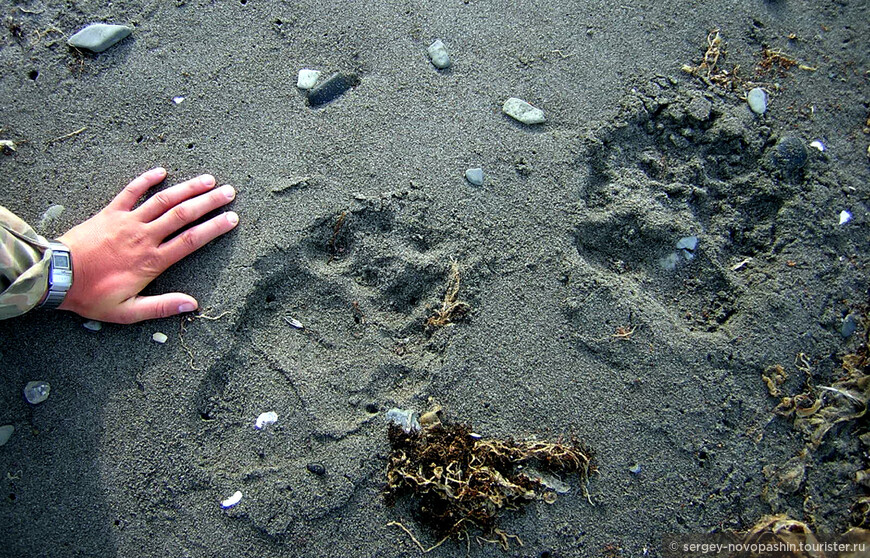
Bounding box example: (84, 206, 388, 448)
(307, 73, 359, 107)
(770, 136, 808, 172)
(24, 381, 50, 405)
(747, 87, 768, 115)
(502, 97, 545, 125)
(296, 69, 321, 90)
(220, 490, 242, 509)
(427, 39, 451, 69)
(385, 408, 421, 434)
(39, 205, 65, 229)
(255, 411, 278, 430)
(171, 96, 185, 105)
(675, 236, 698, 251)
(839, 210, 852, 225)
(0, 425, 13, 447)
(629, 463, 642, 475)
(283, 316, 304, 329)
(152, 332, 168, 344)
(83, 320, 102, 332)
(841, 314, 859, 338)
(307, 462, 326, 476)
(68, 24, 132, 53)
(465, 168, 484, 186)
(809, 140, 826, 152)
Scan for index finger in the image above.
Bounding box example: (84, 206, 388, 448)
(109, 167, 168, 211)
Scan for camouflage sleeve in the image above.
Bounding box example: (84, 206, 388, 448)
(0, 206, 50, 319)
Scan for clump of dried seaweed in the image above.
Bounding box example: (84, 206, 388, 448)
(385, 414, 595, 551)
(424, 262, 470, 330)
(759, 303, 870, 533)
(681, 29, 741, 90)
(738, 514, 869, 558)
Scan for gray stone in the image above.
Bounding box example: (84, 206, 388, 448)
(465, 168, 484, 185)
(629, 463, 642, 475)
(307, 73, 359, 107)
(747, 88, 768, 115)
(502, 97, 545, 125)
(841, 314, 858, 338)
(24, 381, 50, 404)
(427, 39, 451, 69)
(770, 136, 808, 172)
(0, 425, 12, 447)
(68, 24, 132, 53)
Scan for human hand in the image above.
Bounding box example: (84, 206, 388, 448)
(57, 167, 239, 323)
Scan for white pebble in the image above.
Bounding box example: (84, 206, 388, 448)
(83, 320, 102, 332)
(502, 97, 545, 125)
(296, 69, 321, 90)
(809, 140, 826, 152)
(221, 490, 242, 509)
(284, 316, 304, 329)
(839, 210, 852, 225)
(465, 168, 484, 186)
(23, 381, 50, 404)
(255, 411, 278, 430)
(0, 425, 13, 447)
(172, 96, 185, 105)
(427, 39, 451, 69)
(747, 88, 768, 115)
(152, 332, 168, 344)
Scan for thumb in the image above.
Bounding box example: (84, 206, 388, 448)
(113, 294, 198, 324)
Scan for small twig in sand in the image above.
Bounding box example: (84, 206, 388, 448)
(45, 127, 87, 145)
(611, 325, 637, 341)
(178, 310, 230, 370)
(327, 210, 348, 262)
(550, 49, 574, 59)
(387, 521, 451, 553)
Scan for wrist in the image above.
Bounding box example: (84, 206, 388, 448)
(39, 241, 73, 309)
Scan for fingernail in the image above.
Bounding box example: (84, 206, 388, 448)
(201, 174, 216, 187)
(178, 302, 197, 313)
(224, 185, 236, 200)
(227, 211, 239, 226)
(154, 167, 167, 175)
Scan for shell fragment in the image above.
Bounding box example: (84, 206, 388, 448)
(221, 490, 242, 509)
(255, 411, 278, 430)
(152, 332, 168, 344)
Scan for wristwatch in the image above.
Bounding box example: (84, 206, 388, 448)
(40, 241, 73, 309)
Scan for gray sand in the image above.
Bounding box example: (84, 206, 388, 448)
(0, 1, 868, 556)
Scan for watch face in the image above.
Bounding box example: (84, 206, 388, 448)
(52, 252, 70, 269)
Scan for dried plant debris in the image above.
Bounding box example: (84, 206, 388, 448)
(385, 412, 595, 551)
(767, 335, 869, 448)
(681, 29, 741, 90)
(738, 515, 870, 558)
(762, 364, 788, 397)
(424, 262, 470, 330)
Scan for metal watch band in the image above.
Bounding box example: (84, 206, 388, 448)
(40, 241, 73, 310)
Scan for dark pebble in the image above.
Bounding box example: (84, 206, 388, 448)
(307, 73, 360, 107)
(770, 136, 808, 172)
(841, 314, 858, 338)
(307, 462, 326, 476)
